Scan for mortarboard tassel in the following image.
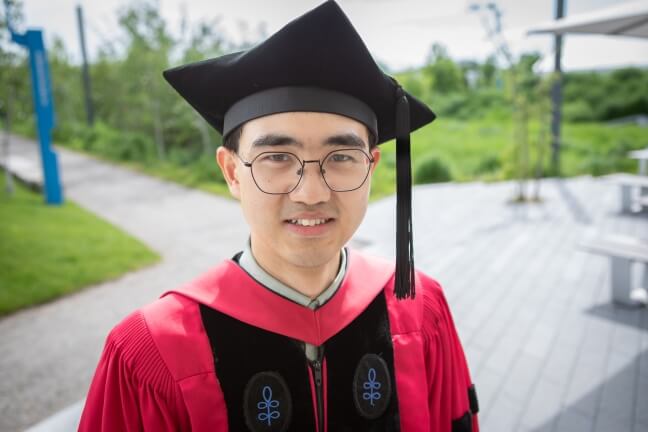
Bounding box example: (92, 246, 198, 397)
(394, 85, 415, 300)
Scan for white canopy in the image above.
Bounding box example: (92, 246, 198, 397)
(527, 1, 648, 39)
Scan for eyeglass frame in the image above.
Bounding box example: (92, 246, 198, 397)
(234, 148, 376, 195)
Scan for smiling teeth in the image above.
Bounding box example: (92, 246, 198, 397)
(290, 218, 328, 226)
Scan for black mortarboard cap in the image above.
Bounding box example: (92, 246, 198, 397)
(163, 0, 436, 299)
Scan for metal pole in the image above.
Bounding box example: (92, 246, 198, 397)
(76, 4, 94, 126)
(551, 0, 565, 176)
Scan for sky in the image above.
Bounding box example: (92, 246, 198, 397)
(17, 0, 648, 72)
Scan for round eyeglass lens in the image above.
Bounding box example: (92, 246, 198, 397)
(322, 149, 372, 192)
(250, 152, 302, 194)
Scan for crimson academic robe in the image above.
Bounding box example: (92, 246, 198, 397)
(79, 250, 479, 432)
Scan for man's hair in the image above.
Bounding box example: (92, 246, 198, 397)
(222, 126, 245, 152)
(222, 124, 378, 153)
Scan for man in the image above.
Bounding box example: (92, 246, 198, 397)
(79, 2, 479, 431)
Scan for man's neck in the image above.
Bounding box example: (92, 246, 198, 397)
(250, 239, 341, 300)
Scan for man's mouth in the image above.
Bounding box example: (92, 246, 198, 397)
(287, 218, 334, 227)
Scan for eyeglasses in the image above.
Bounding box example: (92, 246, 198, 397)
(236, 148, 375, 194)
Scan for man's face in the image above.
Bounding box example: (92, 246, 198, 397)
(217, 112, 380, 271)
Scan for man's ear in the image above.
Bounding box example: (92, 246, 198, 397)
(369, 146, 381, 175)
(216, 147, 241, 199)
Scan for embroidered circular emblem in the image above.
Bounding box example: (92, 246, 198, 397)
(243, 371, 292, 432)
(352, 353, 392, 419)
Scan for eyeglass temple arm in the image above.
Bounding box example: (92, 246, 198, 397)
(233, 152, 253, 167)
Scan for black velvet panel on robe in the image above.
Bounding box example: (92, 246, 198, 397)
(325, 291, 400, 431)
(200, 303, 316, 431)
(199, 290, 400, 431)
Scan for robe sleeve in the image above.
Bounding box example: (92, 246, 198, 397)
(421, 276, 480, 432)
(78, 311, 191, 431)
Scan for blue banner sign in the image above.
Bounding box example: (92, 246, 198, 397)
(6, 2, 63, 204)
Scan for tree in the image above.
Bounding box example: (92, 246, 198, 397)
(471, 2, 551, 202)
(478, 55, 497, 88)
(172, 18, 228, 157)
(0, 0, 31, 133)
(117, 0, 175, 159)
(505, 53, 552, 201)
(423, 43, 466, 95)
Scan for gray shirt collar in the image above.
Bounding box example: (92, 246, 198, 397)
(238, 239, 347, 310)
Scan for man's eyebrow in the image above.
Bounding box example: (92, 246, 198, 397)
(324, 133, 368, 149)
(251, 134, 303, 148)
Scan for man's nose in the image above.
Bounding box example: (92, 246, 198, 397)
(290, 162, 331, 204)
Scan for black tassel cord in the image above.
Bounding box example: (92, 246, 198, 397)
(394, 86, 415, 300)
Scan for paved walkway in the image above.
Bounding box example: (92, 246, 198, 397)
(2, 135, 647, 431)
(357, 178, 648, 432)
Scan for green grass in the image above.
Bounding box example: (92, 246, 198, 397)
(0, 177, 160, 316)
(369, 118, 647, 200)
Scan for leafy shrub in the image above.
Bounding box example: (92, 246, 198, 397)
(599, 94, 648, 121)
(168, 147, 201, 166)
(433, 88, 509, 120)
(12, 118, 36, 139)
(414, 155, 452, 184)
(474, 154, 501, 175)
(579, 155, 616, 176)
(62, 121, 155, 162)
(563, 100, 596, 122)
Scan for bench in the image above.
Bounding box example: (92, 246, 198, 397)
(580, 234, 648, 307)
(602, 173, 648, 213)
(638, 195, 648, 209)
(629, 148, 648, 175)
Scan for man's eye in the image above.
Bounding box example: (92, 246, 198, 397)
(331, 154, 354, 162)
(262, 154, 291, 162)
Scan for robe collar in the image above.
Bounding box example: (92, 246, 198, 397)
(162, 249, 395, 346)
(238, 240, 348, 309)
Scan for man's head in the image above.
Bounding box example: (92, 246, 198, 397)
(217, 112, 380, 271)
(163, 1, 437, 298)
